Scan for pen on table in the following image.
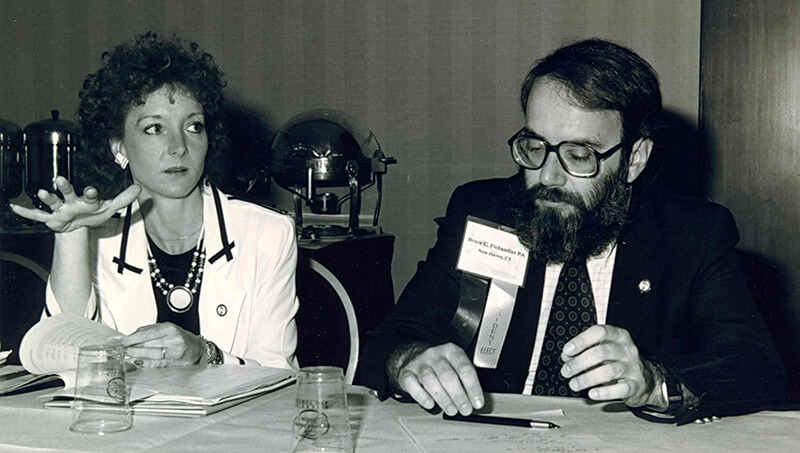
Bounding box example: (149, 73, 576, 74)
(443, 413, 560, 429)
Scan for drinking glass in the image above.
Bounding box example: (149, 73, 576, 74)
(290, 366, 353, 453)
(70, 344, 132, 434)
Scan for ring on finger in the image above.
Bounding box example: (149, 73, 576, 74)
(52, 205, 63, 213)
(160, 347, 166, 360)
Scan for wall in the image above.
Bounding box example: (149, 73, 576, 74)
(0, 0, 701, 295)
(701, 0, 800, 399)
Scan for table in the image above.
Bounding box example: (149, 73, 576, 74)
(0, 382, 798, 452)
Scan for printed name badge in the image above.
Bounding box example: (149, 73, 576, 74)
(456, 216, 529, 287)
(456, 216, 529, 369)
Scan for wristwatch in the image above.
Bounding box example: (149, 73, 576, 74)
(661, 371, 683, 414)
(200, 336, 223, 365)
(652, 360, 683, 414)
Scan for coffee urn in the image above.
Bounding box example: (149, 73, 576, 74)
(0, 118, 24, 205)
(23, 110, 79, 208)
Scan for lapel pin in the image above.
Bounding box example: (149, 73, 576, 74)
(216, 304, 228, 317)
(638, 279, 652, 294)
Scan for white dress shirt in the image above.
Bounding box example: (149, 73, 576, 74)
(522, 243, 618, 395)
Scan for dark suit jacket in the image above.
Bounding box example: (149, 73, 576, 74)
(361, 175, 786, 423)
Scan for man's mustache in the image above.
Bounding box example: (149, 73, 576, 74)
(526, 185, 585, 209)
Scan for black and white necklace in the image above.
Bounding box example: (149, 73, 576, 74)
(146, 228, 206, 313)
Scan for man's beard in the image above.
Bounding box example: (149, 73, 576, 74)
(508, 165, 632, 264)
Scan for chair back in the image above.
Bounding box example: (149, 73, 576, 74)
(0, 251, 49, 365)
(295, 257, 359, 384)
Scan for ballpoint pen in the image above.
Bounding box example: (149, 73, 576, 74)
(443, 413, 560, 429)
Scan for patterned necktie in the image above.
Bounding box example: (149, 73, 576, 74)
(533, 259, 597, 397)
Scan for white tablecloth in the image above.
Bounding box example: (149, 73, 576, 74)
(0, 375, 798, 452)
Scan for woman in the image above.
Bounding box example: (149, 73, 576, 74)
(10, 32, 299, 369)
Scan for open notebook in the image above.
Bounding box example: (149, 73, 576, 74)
(0, 313, 296, 416)
(44, 364, 296, 417)
(0, 313, 119, 395)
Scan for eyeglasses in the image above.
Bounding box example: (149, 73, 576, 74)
(507, 128, 625, 178)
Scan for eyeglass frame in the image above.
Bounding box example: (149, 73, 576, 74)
(507, 127, 627, 178)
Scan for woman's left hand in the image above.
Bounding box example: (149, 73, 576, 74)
(119, 322, 207, 367)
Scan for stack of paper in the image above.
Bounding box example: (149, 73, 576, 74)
(44, 365, 296, 417)
(2, 313, 296, 416)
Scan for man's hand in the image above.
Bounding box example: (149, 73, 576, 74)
(560, 325, 666, 408)
(389, 343, 485, 416)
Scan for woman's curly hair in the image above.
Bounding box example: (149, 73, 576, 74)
(76, 31, 230, 198)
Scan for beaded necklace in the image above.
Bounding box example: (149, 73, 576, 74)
(146, 227, 206, 313)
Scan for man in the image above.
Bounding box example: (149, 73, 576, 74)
(361, 39, 786, 424)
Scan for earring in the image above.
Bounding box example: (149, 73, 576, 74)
(114, 153, 129, 170)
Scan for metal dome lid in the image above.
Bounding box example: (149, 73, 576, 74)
(0, 118, 22, 147)
(23, 110, 79, 145)
(269, 109, 380, 188)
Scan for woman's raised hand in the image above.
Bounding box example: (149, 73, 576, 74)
(9, 176, 141, 233)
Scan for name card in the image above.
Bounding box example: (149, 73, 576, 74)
(456, 216, 530, 369)
(456, 216, 529, 287)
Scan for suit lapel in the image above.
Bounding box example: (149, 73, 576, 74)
(606, 189, 664, 343)
(104, 201, 158, 333)
(198, 185, 244, 350)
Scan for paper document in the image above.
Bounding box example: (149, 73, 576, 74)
(125, 365, 296, 405)
(3, 313, 296, 416)
(1, 313, 121, 394)
(44, 365, 296, 417)
(398, 409, 603, 453)
(19, 312, 121, 376)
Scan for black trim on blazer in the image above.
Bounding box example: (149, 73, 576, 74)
(208, 186, 235, 264)
(112, 204, 143, 275)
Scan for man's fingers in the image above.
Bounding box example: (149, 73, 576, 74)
(562, 325, 608, 358)
(449, 352, 484, 410)
(417, 364, 459, 415)
(562, 324, 632, 361)
(396, 343, 485, 415)
(430, 359, 475, 415)
(562, 341, 622, 378)
(586, 380, 634, 401)
(398, 369, 435, 410)
(568, 361, 625, 392)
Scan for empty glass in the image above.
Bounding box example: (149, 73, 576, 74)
(291, 366, 353, 453)
(70, 344, 132, 434)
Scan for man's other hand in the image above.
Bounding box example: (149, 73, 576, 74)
(559, 325, 666, 408)
(390, 343, 485, 416)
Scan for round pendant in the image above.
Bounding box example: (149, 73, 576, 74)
(166, 286, 194, 313)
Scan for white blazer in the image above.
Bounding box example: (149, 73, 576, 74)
(45, 184, 299, 369)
